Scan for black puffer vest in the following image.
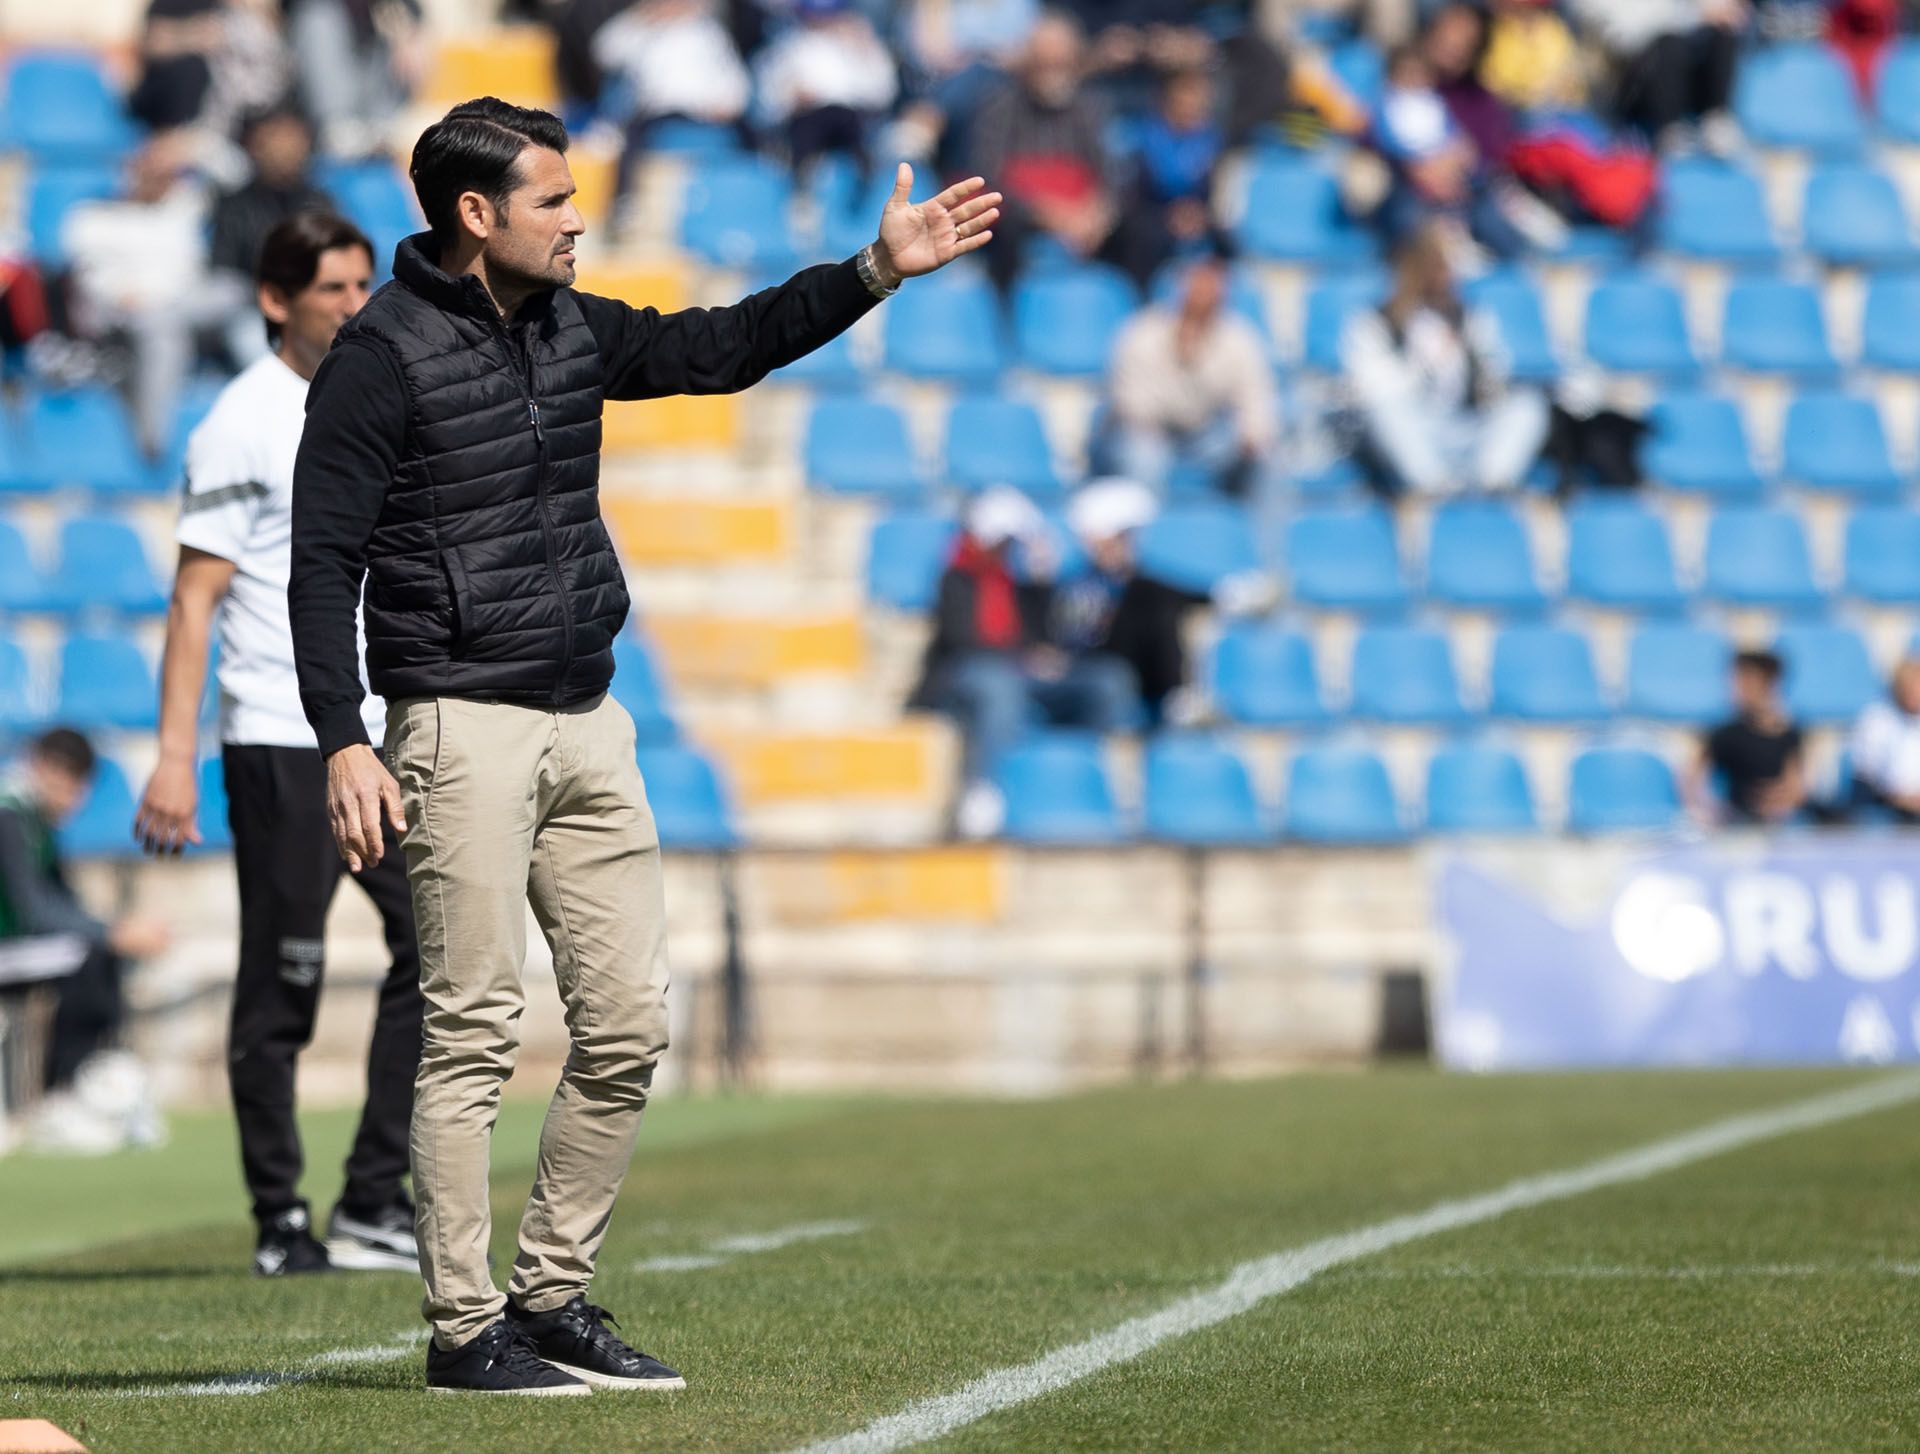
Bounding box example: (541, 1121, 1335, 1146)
(340, 233, 629, 706)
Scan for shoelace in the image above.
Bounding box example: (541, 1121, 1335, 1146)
(576, 1304, 652, 1362)
(497, 1322, 567, 1378)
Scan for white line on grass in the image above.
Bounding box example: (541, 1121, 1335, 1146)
(1329, 1261, 1920, 1282)
(635, 1219, 867, 1274)
(780, 1072, 1920, 1454)
(110, 1330, 427, 1398)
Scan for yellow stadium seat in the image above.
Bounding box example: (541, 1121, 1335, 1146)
(601, 393, 738, 452)
(760, 847, 1007, 923)
(601, 497, 791, 567)
(649, 614, 863, 686)
(565, 148, 620, 232)
(707, 727, 938, 803)
(571, 262, 688, 312)
(426, 29, 558, 110)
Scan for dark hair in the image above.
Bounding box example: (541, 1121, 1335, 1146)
(31, 727, 96, 780)
(256, 210, 373, 343)
(239, 99, 311, 145)
(409, 97, 570, 244)
(1736, 649, 1786, 682)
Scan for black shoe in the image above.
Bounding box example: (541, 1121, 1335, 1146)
(253, 1206, 332, 1277)
(505, 1296, 685, 1391)
(425, 1317, 589, 1397)
(327, 1194, 419, 1273)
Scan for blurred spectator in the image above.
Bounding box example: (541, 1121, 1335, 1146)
(1129, 67, 1226, 269)
(896, 0, 1040, 169)
(130, 0, 291, 141)
(756, 0, 900, 178)
(1480, 0, 1588, 113)
(205, 105, 333, 366)
(596, 0, 753, 197)
(1689, 650, 1809, 825)
(1849, 656, 1920, 823)
(1100, 254, 1275, 498)
(909, 488, 1138, 838)
(286, 0, 425, 159)
(1826, 0, 1897, 104)
(1572, 0, 1744, 154)
(1341, 225, 1547, 496)
(1373, 42, 1530, 257)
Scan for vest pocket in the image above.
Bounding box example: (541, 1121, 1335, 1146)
(441, 548, 473, 652)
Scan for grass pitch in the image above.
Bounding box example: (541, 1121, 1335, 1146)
(2, 1068, 1916, 1453)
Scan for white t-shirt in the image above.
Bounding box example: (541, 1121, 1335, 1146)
(1851, 699, 1920, 799)
(175, 353, 387, 750)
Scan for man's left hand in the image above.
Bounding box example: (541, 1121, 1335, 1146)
(872, 164, 1001, 283)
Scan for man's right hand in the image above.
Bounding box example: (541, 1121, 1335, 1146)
(134, 755, 201, 856)
(327, 743, 406, 872)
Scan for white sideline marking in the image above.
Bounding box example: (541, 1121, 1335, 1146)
(1332, 1261, 1920, 1282)
(111, 1330, 427, 1398)
(781, 1073, 1920, 1454)
(635, 1219, 867, 1274)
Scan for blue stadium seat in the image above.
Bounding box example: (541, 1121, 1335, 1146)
(0, 520, 52, 612)
(1567, 746, 1681, 832)
(1720, 279, 1837, 376)
(1775, 622, 1880, 724)
(1843, 507, 1920, 602)
(0, 52, 136, 162)
(634, 745, 736, 849)
(646, 119, 744, 156)
(1144, 735, 1269, 844)
(1860, 272, 1920, 371)
(1734, 43, 1865, 154)
(1302, 270, 1385, 372)
(1283, 746, 1403, 842)
(314, 160, 420, 275)
(23, 163, 117, 263)
(1425, 744, 1537, 833)
(1703, 507, 1822, 609)
(1236, 154, 1373, 263)
(1584, 273, 1696, 375)
(1489, 626, 1607, 722)
(1012, 265, 1137, 376)
(1644, 393, 1765, 497)
(1284, 507, 1406, 612)
(1349, 626, 1468, 724)
(56, 633, 157, 730)
(0, 635, 37, 735)
(56, 756, 137, 859)
(1209, 625, 1327, 726)
(821, 165, 933, 258)
(1657, 159, 1779, 263)
(194, 754, 231, 853)
(945, 397, 1058, 496)
(610, 634, 677, 744)
(679, 157, 796, 269)
(1424, 501, 1545, 612)
(1877, 40, 1920, 142)
(1803, 165, 1917, 267)
(46, 518, 165, 615)
(994, 733, 1123, 844)
(21, 389, 149, 493)
(882, 274, 1007, 384)
(1460, 270, 1558, 381)
(866, 511, 956, 612)
(1781, 391, 1901, 497)
(1136, 503, 1261, 593)
(804, 398, 923, 498)
(769, 329, 864, 390)
(1329, 38, 1385, 109)
(1624, 624, 1732, 721)
(1565, 501, 1686, 612)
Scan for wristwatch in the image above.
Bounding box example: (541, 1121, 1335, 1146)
(856, 244, 900, 299)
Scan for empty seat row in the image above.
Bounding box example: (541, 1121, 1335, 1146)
(1659, 158, 1918, 267)
(0, 517, 166, 615)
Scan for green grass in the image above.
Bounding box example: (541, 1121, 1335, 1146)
(3, 1068, 1916, 1453)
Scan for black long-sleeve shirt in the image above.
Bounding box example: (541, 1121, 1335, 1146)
(291, 257, 879, 755)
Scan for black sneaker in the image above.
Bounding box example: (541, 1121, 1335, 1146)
(505, 1296, 685, 1391)
(425, 1318, 589, 1397)
(327, 1195, 419, 1272)
(253, 1206, 332, 1277)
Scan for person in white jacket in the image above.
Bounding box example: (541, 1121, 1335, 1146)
(756, 0, 900, 176)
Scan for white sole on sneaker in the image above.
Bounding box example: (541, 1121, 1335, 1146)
(427, 1382, 591, 1397)
(545, 1359, 686, 1392)
(326, 1237, 420, 1273)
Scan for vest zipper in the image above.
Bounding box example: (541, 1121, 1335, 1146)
(502, 320, 574, 705)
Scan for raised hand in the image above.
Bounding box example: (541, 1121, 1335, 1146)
(872, 164, 1002, 282)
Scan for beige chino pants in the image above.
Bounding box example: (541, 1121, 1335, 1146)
(385, 692, 670, 1348)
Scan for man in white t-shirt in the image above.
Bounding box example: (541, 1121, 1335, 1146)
(1850, 654, 1920, 822)
(133, 212, 424, 1278)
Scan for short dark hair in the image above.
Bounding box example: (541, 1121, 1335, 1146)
(31, 727, 96, 780)
(257, 210, 374, 342)
(1736, 648, 1785, 683)
(409, 97, 570, 244)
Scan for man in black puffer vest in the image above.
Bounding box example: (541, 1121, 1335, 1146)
(288, 97, 1000, 1396)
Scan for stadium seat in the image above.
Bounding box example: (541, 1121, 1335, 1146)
(1143, 735, 1270, 844)
(1702, 507, 1822, 609)
(0, 520, 52, 613)
(1584, 273, 1696, 375)
(1565, 501, 1686, 612)
(1780, 391, 1902, 497)
(1209, 625, 1327, 726)
(804, 398, 924, 498)
(1860, 272, 1920, 372)
(634, 745, 737, 849)
(1283, 746, 1404, 842)
(994, 733, 1124, 844)
(883, 274, 1008, 384)
(610, 634, 678, 744)
(46, 518, 166, 615)
(1733, 43, 1865, 154)
(24, 163, 118, 263)
(1424, 501, 1546, 612)
(646, 118, 742, 156)
(56, 634, 157, 730)
(1657, 159, 1779, 263)
(769, 328, 864, 390)
(20, 389, 149, 494)
(821, 164, 933, 258)
(1284, 507, 1407, 612)
(945, 397, 1059, 496)
(1425, 743, 1537, 833)
(0, 52, 137, 162)
(1624, 624, 1732, 722)
(1012, 265, 1137, 376)
(866, 511, 956, 612)
(1349, 626, 1468, 724)
(1329, 38, 1385, 109)
(679, 157, 796, 269)
(1772, 622, 1879, 725)
(1877, 39, 1920, 142)
(56, 756, 137, 858)
(194, 754, 231, 853)
(314, 160, 421, 275)
(1236, 153, 1373, 262)
(1567, 746, 1681, 832)
(1843, 507, 1920, 602)
(1136, 503, 1261, 593)
(1802, 165, 1917, 267)
(1643, 393, 1766, 497)
(1302, 270, 1385, 372)
(1489, 626, 1608, 722)
(1720, 279, 1836, 376)
(0, 635, 37, 735)
(1460, 269, 1558, 381)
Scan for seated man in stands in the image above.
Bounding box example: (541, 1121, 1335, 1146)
(910, 488, 1139, 838)
(1687, 649, 1809, 826)
(1849, 654, 1920, 822)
